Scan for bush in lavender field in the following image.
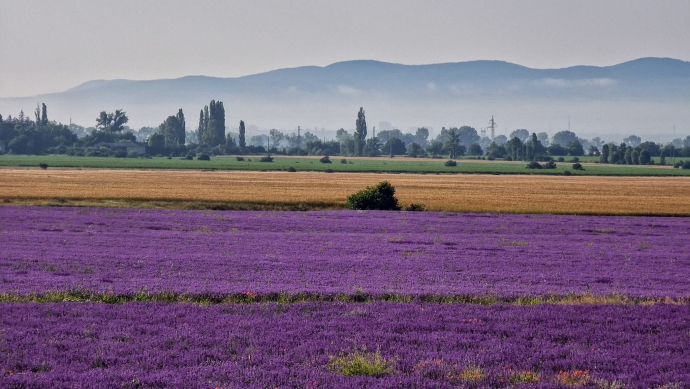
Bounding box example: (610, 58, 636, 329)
(320, 155, 332, 163)
(346, 181, 401, 211)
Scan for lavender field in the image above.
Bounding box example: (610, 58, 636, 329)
(1, 207, 689, 299)
(2, 206, 689, 389)
(2, 302, 690, 389)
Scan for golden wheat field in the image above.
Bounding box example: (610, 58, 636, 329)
(1, 168, 688, 215)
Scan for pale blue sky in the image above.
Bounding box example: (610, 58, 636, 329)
(1, 0, 689, 97)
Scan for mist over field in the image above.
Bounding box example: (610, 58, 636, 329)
(2, 57, 690, 142)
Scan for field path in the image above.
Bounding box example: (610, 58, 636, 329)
(1, 169, 689, 214)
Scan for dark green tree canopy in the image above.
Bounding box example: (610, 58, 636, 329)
(354, 107, 367, 157)
(346, 181, 401, 211)
(552, 130, 579, 147)
(238, 120, 246, 149)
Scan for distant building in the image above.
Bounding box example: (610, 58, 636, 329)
(94, 142, 146, 155)
(378, 121, 392, 133)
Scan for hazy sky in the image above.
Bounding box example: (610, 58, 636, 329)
(1, 0, 690, 98)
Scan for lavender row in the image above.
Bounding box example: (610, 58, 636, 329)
(2, 302, 689, 388)
(1, 206, 689, 298)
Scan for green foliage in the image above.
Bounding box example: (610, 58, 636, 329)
(39, 163, 48, 169)
(639, 150, 651, 165)
(238, 120, 246, 149)
(405, 203, 426, 211)
(235, 157, 244, 161)
(444, 159, 457, 167)
(197, 154, 210, 161)
(468, 143, 484, 156)
(354, 107, 367, 156)
(526, 161, 543, 169)
(383, 138, 406, 156)
(405, 142, 425, 158)
(564, 170, 572, 176)
(319, 155, 332, 163)
(157, 109, 186, 148)
(346, 181, 401, 211)
(260, 156, 274, 162)
(573, 163, 584, 170)
(544, 160, 557, 169)
(328, 348, 395, 377)
(340, 158, 347, 164)
(287, 166, 296, 172)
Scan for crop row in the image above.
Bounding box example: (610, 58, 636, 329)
(2, 302, 689, 389)
(2, 207, 688, 298)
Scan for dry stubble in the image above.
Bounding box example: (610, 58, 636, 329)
(1, 169, 688, 215)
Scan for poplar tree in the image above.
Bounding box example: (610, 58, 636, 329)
(239, 120, 246, 149)
(354, 107, 367, 157)
(41, 103, 48, 126)
(198, 109, 206, 145)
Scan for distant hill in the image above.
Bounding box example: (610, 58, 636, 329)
(2, 58, 690, 139)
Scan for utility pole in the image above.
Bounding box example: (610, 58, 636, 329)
(488, 116, 497, 140)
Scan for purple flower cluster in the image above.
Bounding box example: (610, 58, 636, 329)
(2, 206, 689, 298)
(2, 302, 689, 388)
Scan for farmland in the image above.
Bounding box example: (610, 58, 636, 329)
(3, 169, 690, 215)
(1, 154, 689, 176)
(2, 303, 689, 389)
(2, 207, 689, 300)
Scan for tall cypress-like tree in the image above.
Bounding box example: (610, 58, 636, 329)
(354, 107, 367, 157)
(198, 109, 206, 145)
(238, 120, 246, 149)
(41, 103, 48, 126)
(176, 109, 185, 145)
(206, 100, 226, 147)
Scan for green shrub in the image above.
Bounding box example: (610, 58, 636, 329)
(260, 156, 274, 162)
(127, 151, 140, 158)
(185, 155, 193, 160)
(39, 163, 48, 170)
(346, 181, 401, 211)
(557, 157, 565, 162)
(320, 156, 332, 163)
(405, 203, 426, 212)
(543, 160, 557, 169)
(235, 156, 245, 161)
(526, 161, 543, 169)
(564, 170, 572, 176)
(340, 158, 347, 164)
(444, 160, 457, 167)
(572, 162, 584, 170)
(325, 169, 334, 173)
(287, 166, 297, 172)
(197, 154, 210, 161)
(328, 348, 395, 377)
(683, 161, 690, 170)
(570, 157, 580, 163)
(114, 149, 127, 158)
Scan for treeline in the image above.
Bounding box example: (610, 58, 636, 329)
(2, 104, 690, 167)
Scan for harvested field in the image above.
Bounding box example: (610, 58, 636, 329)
(1, 169, 689, 215)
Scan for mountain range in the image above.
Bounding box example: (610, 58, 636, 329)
(2, 58, 689, 139)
